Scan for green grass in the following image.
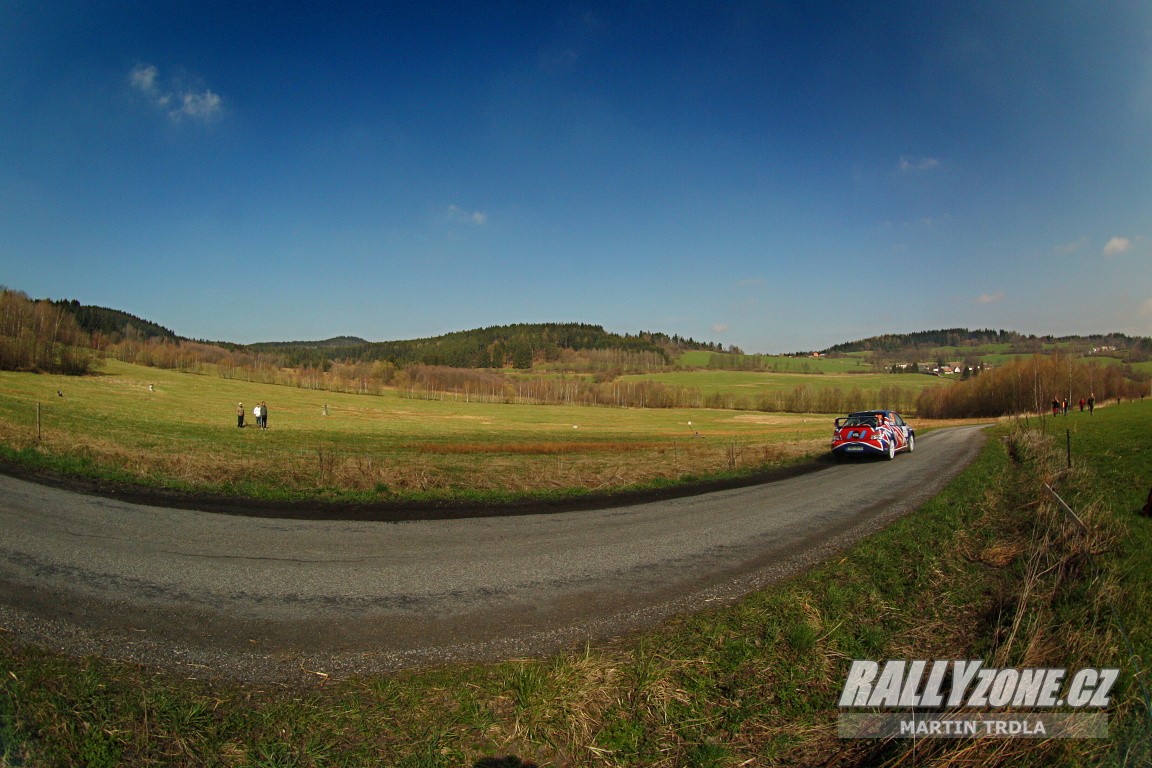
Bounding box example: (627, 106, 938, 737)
(2, 402, 1148, 765)
(623, 369, 951, 399)
(1058, 400, 1152, 701)
(675, 350, 715, 367)
(677, 351, 875, 373)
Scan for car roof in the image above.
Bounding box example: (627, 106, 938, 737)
(846, 410, 895, 417)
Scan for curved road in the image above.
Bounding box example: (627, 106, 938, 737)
(0, 425, 987, 681)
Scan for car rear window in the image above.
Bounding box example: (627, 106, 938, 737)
(841, 416, 877, 427)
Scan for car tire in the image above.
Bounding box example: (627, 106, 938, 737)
(886, 441, 896, 460)
(906, 433, 915, 453)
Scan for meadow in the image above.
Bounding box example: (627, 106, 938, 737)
(0, 360, 986, 504)
(0, 360, 851, 503)
(676, 350, 876, 373)
(623, 368, 949, 398)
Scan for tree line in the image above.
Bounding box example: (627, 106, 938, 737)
(0, 289, 101, 374)
(915, 353, 1148, 418)
(99, 333, 920, 414)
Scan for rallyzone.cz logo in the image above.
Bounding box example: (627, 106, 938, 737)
(837, 660, 1116, 739)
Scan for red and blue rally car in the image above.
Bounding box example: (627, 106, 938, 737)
(831, 410, 914, 461)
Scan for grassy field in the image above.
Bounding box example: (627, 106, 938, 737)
(623, 369, 950, 399)
(677, 351, 874, 373)
(2, 398, 1148, 766)
(1054, 401, 1152, 698)
(1121, 359, 1152, 375)
(0, 360, 865, 503)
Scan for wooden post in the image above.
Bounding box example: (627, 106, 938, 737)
(36, 401, 41, 441)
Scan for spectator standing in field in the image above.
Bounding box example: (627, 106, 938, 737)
(1052, 398, 1060, 416)
(1079, 398, 1085, 411)
(1062, 398, 1069, 415)
(260, 401, 269, 430)
(237, 402, 245, 428)
(1088, 395, 1095, 414)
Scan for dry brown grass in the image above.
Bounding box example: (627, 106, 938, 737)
(9, 421, 826, 501)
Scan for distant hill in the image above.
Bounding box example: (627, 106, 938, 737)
(251, 335, 369, 348)
(13, 291, 722, 368)
(824, 328, 1151, 361)
(29, 292, 1152, 369)
(823, 328, 1022, 354)
(249, 323, 719, 369)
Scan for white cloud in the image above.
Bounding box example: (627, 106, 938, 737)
(712, 323, 729, 333)
(175, 90, 221, 120)
(447, 205, 487, 226)
(898, 156, 940, 172)
(1139, 298, 1152, 317)
(1103, 236, 1132, 256)
(130, 63, 222, 123)
(976, 290, 1005, 305)
(129, 65, 163, 99)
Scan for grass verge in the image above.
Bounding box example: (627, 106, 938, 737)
(1, 406, 1149, 766)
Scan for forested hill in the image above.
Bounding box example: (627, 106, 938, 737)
(824, 328, 1151, 356)
(42, 295, 716, 367)
(248, 323, 718, 368)
(13, 290, 1151, 374)
(251, 336, 369, 349)
(53, 300, 179, 342)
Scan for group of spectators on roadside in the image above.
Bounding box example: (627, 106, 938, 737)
(1051, 395, 1094, 416)
(236, 401, 269, 429)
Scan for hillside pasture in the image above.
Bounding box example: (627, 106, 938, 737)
(677, 350, 872, 373)
(1086, 355, 1152, 376)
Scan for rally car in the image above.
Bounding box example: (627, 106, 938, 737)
(831, 410, 914, 461)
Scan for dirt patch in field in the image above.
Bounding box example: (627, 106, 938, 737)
(728, 413, 823, 425)
(409, 441, 668, 454)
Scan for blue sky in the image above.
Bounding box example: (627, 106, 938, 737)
(2, 2, 1150, 353)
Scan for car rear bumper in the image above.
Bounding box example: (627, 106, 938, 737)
(831, 441, 887, 456)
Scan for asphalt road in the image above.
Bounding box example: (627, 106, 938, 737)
(0, 424, 988, 681)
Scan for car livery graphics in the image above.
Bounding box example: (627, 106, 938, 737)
(831, 410, 914, 460)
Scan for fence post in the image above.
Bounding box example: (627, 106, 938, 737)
(36, 401, 41, 442)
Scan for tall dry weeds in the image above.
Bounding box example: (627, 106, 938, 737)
(857, 426, 1124, 767)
